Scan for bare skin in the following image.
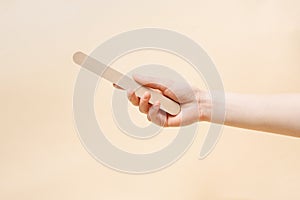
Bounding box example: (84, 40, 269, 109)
(115, 74, 300, 138)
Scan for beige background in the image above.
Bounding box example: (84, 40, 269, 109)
(1, 0, 300, 199)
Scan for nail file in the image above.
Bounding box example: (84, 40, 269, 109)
(73, 51, 181, 115)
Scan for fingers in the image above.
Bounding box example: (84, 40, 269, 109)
(148, 101, 160, 120)
(127, 89, 139, 106)
(127, 89, 167, 126)
(147, 101, 167, 127)
(127, 90, 152, 113)
(133, 73, 178, 101)
(133, 74, 169, 92)
(139, 92, 151, 114)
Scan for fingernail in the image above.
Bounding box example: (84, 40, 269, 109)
(154, 101, 160, 109)
(143, 92, 150, 99)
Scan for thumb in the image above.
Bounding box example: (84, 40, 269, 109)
(132, 73, 171, 92)
(132, 73, 178, 101)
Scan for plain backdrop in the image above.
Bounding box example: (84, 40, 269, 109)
(1, 0, 300, 199)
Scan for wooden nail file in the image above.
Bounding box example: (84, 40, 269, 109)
(73, 51, 181, 115)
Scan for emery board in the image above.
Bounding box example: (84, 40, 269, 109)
(73, 51, 181, 115)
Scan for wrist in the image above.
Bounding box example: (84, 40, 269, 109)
(195, 89, 212, 122)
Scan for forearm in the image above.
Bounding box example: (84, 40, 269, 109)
(201, 92, 300, 137)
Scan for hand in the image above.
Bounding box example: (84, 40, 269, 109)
(115, 74, 212, 127)
(113, 75, 300, 137)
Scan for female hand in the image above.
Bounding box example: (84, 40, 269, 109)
(121, 74, 211, 127)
